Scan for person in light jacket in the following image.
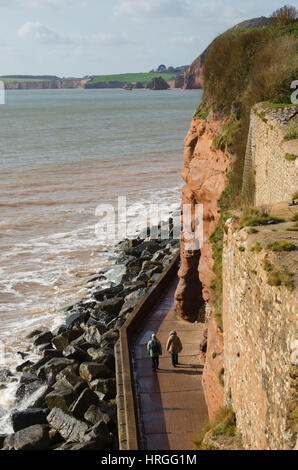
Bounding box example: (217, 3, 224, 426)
(166, 330, 182, 367)
(147, 333, 162, 372)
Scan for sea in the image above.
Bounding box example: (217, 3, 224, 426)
(0, 87, 202, 424)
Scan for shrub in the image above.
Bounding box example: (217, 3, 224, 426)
(291, 213, 298, 221)
(267, 268, 294, 290)
(239, 208, 285, 227)
(271, 5, 298, 25)
(193, 408, 237, 450)
(285, 153, 298, 161)
(266, 240, 297, 251)
(201, 23, 298, 203)
(283, 121, 298, 141)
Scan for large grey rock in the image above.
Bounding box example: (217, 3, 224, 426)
(65, 311, 89, 329)
(53, 370, 86, 395)
(92, 285, 123, 302)
(83, 324, 105, 344)
(62, 345, 91, 362)
(69, 389, 99, 419)
(79, 362, 114, 382)
(45, 388, 77, 411)
(37, 358, 77, 384)
(3, 424, 50, 450)
(89, 378, 116, 400)
(11, 408, 49, 432)
(47, 408, 89, 443)
(122, 288, 147, 311)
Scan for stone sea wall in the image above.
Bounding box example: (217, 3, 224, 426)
(222, 220, 298, 450)
(242, 103, 298, 205)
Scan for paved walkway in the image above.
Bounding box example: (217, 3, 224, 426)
(131, 278, 209, 450)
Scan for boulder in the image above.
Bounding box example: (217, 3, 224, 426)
(92, 285, 123, 302)
(62, 345, 91, 362)
(37, 358, 77, 384)
(47, 407, 89, 443)
(90, 298, 124, 323)
(53, 370, 86, 395)
(88, 349, 115, 371)
(89, 378, 116, 400)
(0, 434, 7, 449)
(122, 288, 147, 311)
(83, 421, 112, 448)
(45, 389, 77, 411)
(65, 311, 89, 329)
(3, 424, 50, 450)
(79, 362, 114, 382)
(33, 331, 53, 347)
(42, 349, 63, 360)
(83, 324, 105, 344)
(11, 408, 49, 432)
(69, 389, 99, 419)
(16, 360, 34, 373)
(19, 372, 38, 384)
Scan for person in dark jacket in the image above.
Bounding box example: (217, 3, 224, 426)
(147, 333, 162, 372)
(166, 330, 183, 367)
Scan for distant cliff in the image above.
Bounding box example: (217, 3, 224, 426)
(3, 78, 90, 90)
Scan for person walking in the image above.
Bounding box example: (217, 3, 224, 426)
(166, 330, 182, 367)
(147, 333, 162, 372)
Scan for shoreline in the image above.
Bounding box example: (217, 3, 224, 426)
(0, 218, 180, 450)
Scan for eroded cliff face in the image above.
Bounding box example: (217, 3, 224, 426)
(174, 113, 233, 420)
(4, 79, 90, 90)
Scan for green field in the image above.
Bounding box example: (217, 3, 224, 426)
(88, 72, 177, 84)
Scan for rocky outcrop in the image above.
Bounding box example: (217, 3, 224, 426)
(174, 112, 233, 416)
(147, 76, 170, 90)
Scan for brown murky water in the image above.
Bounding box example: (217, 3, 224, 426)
(0, 88, 202, 411)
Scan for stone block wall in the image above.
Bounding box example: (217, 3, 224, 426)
(222, 221, 297, 449)
(242, 103, 298, 206)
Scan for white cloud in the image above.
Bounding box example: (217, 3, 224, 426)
(18, 21, 131, 47)
(0, 0, 86, 8)
(114, 0, 191, 22)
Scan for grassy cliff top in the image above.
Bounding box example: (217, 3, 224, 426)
(87, 72, 177, 84)
(197, 21, 298, 206)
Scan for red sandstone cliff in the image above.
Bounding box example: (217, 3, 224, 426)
(4, 78, 90, 90)
(174, 113, 233, 420)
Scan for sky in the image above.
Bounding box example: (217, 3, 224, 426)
(0, 0, 296, 77)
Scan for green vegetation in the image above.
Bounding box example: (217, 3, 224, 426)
(291, 213, 298, 221)
(212, 118, 242, 152)
(239, 208, 285, 228)
(285, 153, 298, 161)
(194, 105, 209, 119)
(212, 352, 217, 359)
(218, 367, 225, 386)
(238, 246, 245, 252)
(263, 255, 294, 289)
(87, 72, 176, 85)
(194, 408, 238, 450)
(251, 242, 262, 253)
(283, 121, 298, 141)
(292, 191, 298, 200)
(266, 240, 297, 251)
(210, 212, 231, 330)
(201, 21, 298, 202)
